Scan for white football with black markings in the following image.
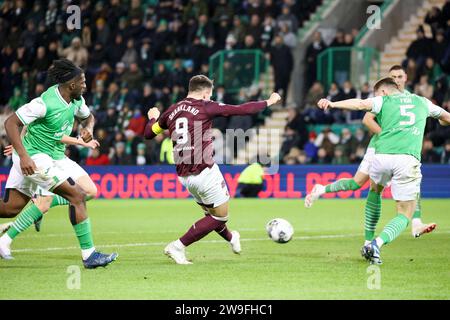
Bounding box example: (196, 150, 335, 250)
(266, 218, 294, 243)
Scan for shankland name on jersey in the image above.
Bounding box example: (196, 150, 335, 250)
(168, 103, 200, 121)
(145, 97, 267, 177)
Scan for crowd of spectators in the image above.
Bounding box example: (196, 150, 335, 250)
(0, 0, 322, 167)
(1, 0, 450, 167)
(281, 2, 450, 165)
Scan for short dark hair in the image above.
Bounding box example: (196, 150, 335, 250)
(389, 65, 406, 73)
(188, 75, 214, 93)
(47, 58, 83, 85)
(374, 77, 399, 92)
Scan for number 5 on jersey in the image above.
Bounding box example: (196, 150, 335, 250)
(399, 105, 416, 126)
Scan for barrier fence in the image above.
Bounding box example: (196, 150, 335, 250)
(0, 165, 449, 199)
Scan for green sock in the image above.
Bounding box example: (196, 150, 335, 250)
(364, 191, 382, 241)
(379, 214, 410, 245)
(73, 218, 95, 250)
(412, 196, 421, 219)
(50, 195, 70, 208)
(6, 205, 43, 239)
(325, 179, 361, 193)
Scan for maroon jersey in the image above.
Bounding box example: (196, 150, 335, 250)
(144, 98, 267, 176)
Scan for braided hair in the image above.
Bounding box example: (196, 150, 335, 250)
(47, 58, 83, 86)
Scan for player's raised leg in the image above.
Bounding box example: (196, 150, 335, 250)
(305, 171, 368, 208)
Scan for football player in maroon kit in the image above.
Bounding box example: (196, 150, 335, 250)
(144, 75, 281, 264)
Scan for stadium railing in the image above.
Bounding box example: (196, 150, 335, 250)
(317, 46, 380, 91)
(208, 49, 270, 95)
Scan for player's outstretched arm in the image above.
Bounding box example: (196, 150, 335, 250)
(144, 107, 164, 140)
(362, 112, 381, 134)
(3, 135, 100, 157)
(317, 98, 374, 111)
(4, 113, 37, 176)
(438, 109, 450, 126)
(60, 135, 100, 149)
(207, 92, 281, 117)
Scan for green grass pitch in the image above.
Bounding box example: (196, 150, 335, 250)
(0, 199, 449, 300)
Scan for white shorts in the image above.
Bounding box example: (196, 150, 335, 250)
(6, 153, 88, 197)
(370, 154, 422, 201)
(178, 164, 230, 208)
(358, 147, 375, 175)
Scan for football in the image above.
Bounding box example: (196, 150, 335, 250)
(266, 218, 294, 243)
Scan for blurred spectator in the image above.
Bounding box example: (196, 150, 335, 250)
(160, 135, 175, 164)
(304, 82, 325, 110)
(237, 162, 265, 197)
(414, 74, 434, 99)
(280, 125, 302, 162)
(279, 23, 297, 49)
(127, 109, 147, 136)
(60, 37, 89, 69)
(316, 147, 331, 164)
(422, 138, 440, 163)
(425, 6, 445, 38)
(305, 31, 327, 89)
(111, 142, 133, 165)
(315, 128, 339, 158)
(406, 26, 433, 68)
(7, 87, 26, 111)
(332, 146, 350, 165)
(270, 34, 293, 106)
(441, 139, 450, 164)
(303, 132, 318, 162)
(339, 128, 356, 158)
(276, 4, 298, 32)
(136, 143, 147, 165)
(86, 149, 111, 166)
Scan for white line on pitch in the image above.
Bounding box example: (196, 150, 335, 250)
(11, 230, 450, 253)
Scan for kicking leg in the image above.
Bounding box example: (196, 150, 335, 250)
(305, 171, 369, 208)
(199, 204, 240, 254)
(165, 201, 237, 264)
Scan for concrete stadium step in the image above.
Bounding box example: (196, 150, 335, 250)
(376, 0, 447, 75)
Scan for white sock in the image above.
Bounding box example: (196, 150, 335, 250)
(375, 237, 384, 248)
(0, 234, 12, 246)
(174, 239, 185, 249)
(81, 247, 95, 260)
(412, 218, 423, 228)
(364, 240, 371, 246)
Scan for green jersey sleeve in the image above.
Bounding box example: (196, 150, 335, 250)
(15, 97, 47, 125)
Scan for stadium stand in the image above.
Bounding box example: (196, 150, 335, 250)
(0, 0, 449, 167)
